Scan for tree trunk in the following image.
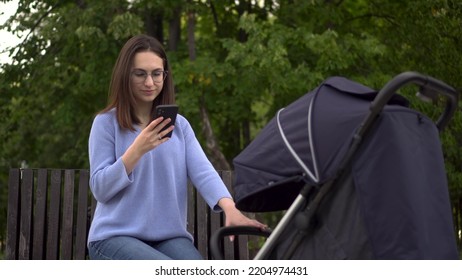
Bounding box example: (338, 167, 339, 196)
(145, 11, 163, 42)
(236, 1, 251, 147)
(168, 6, 181, 51)
(186, 10, 196, 61)
(200, 95, 231, 170)
(186, 7, 230, 170)
(458, 197, 462, 252)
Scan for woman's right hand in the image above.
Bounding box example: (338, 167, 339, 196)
(134, 117, 174, 154)
(122, 117, 174, 174)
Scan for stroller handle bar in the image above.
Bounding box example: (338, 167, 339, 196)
(367, 71, 459, 132)
(209, 226, 272, 260)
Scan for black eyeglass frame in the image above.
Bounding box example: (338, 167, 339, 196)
(131, 69, 168, 83)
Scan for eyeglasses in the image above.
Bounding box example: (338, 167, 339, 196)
(131, 69, 168, 83)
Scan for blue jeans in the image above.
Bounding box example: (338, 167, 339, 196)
(88, 236, 204, 260)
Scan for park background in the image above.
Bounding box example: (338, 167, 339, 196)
(0, 0, 461, 258)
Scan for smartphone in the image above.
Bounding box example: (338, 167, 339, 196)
(154, 104, 178, 138)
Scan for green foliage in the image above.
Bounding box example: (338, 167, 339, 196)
(107, 12, 144, 40)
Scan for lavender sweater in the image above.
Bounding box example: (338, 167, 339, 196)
(87, 109, 231, 244)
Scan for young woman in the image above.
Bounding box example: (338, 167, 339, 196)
(87, 34, 266, 260)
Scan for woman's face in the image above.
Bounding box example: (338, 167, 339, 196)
(130, 51, 166, 106)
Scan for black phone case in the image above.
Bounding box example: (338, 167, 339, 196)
(154, 105, 178, 138)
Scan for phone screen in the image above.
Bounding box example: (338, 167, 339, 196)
(154, 105, 178, 138)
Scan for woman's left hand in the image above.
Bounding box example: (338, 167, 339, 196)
(218, 198, 268, 241)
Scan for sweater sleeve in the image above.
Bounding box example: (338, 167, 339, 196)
(181, 117, 232, 211)
(88, 113, 133, 203)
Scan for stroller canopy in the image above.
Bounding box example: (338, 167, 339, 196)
(233, 76, 409, 212)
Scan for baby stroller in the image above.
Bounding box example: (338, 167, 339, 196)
(210, 72, 459, 260)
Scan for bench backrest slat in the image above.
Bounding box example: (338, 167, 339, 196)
(221, 171, 235, 260)
(6, 169, 20, 259)
(61, 170, 76, 259)
(6, 168, 249, 260)
(46, 170, 62, 259)
(75, 170, 90, 260)
(19, 169, 34, 259)
(32, 169, 48, 259)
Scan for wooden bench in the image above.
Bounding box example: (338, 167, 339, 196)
(6, 168, 251, 260)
